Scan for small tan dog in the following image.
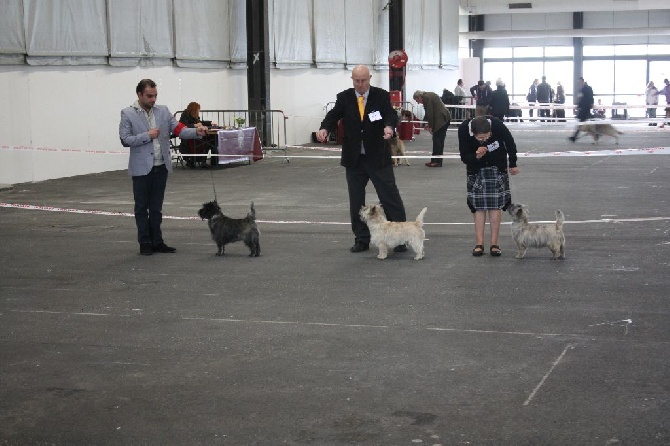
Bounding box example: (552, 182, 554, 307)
(507, 204, 565, 260)
(359, 204, 427, 260)
(390, 136, 410, 166)
(576, 123, 623, 144)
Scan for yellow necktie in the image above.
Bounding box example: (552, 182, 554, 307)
(358, 96, 365, 121)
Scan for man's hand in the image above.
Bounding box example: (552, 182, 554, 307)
(475, 146, 487, 159)
(383, 126, 394, 140)
(316, 129, 329, 143)
(148, 128, 160, 139)
(196, 126, 208, 137)
(509, 167, 519, 175)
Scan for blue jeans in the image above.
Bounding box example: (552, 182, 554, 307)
(132, 164, 168, 245)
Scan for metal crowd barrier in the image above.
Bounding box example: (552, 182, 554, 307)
(174, 109, 289, 160)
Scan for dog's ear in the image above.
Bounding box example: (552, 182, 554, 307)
(515, 206, 524, 218)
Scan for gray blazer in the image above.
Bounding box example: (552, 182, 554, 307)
(119, 104, 199, 176)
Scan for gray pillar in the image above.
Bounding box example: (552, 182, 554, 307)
(469, 15, 485, 80)
(572, 12, 584, 103)
(389, 0, 405, 97)
(246, 0, 271, 144)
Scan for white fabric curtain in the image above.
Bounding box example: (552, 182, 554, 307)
(273, 0, 312, 69)
(313, 0, 346, 68)
(440, 0, 460, 69)
(174, 0, 230, 68)
(229, 0, 247, 68)
(0, 0, 25, 64)
(344, 0, 375, 67)
(25, 0, 108, 65)
(373, 0, 390, 70)
(0, 0, 458, 69)
(108, 0, 174, 67)
(420, 0, 441, 68)
(405, 0, 441, 69)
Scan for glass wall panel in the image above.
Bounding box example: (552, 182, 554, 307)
(614, 60, 647, 117)
(483, 61, 513, 91)
(648, 45, 670, 55)
(513, 61, 544, 107)
(544, 46, 573, 57)
(583, 60, 614, 98)
(483, 47, 512, 58)
(544, 60, 574, 103)
(583, 46, 614, 57)
(650, 61, 670, 85)
(513, 47, 543, 58)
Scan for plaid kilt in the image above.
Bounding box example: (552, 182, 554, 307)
(466, 166, 511, 213)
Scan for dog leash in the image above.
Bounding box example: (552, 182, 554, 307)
(209, 167, 218, 202)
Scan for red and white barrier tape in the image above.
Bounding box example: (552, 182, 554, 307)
(1, 202, 668, 225)
(3, 144, 669, 159)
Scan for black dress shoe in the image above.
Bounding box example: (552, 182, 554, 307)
(393, 244, 408, 252)
(140, 243, 153, 256)
(350, 241, 369, 253)
(153, 242, 176, 253)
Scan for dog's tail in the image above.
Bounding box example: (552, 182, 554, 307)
(555, 209, 565, 231)
(248, 201, 256, 220)
(415, 207, 428, 225)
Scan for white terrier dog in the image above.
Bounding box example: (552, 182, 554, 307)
(359, 204, 427, 260)
(507, 203, 565, 260)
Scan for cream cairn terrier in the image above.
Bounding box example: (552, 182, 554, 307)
(507, 203, 565, 260)
(359, 204, 427, 260)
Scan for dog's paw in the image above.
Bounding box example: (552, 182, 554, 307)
(377, 254, 387, 260)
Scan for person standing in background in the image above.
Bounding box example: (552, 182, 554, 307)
(536, 76, 553, 122)
(414, 90, 452, 168)
(489, 79, 510, 122)
(569, 76, 595, 141)
(526, 79, 539, 121)
(645, 81, 659, 122)
(454, 79, 468, 120)
(658, 79, 670, 127)
(553, 81, 566, 122)
(470, 80, 493, 117)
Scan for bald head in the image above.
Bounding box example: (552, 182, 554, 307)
(351, 65, 372, 95)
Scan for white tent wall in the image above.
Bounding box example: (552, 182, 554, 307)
(0, 0, 462, 184)
(0, 64, 461, 185)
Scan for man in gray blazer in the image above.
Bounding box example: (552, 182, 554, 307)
(119, 79, 207, 255)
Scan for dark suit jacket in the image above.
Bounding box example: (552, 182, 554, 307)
(320, 86, 398, 169)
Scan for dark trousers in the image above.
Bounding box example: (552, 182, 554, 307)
(539, 107, 550, 120)
(132, 164, 168, 246)
(430, 123, 449, 165)
(346, 156, 406, 243)
(571, 109, 592, 138)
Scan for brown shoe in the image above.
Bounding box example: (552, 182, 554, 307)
(425, 162, 441, 167)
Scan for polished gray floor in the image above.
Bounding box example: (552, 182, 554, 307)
(1, 120, 669, 445)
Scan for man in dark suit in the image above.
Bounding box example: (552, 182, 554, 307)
(317, 65, 407, 253)
(569, 76, 595, 142)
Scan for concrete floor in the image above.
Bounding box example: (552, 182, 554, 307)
(1, 120, 669, 445)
